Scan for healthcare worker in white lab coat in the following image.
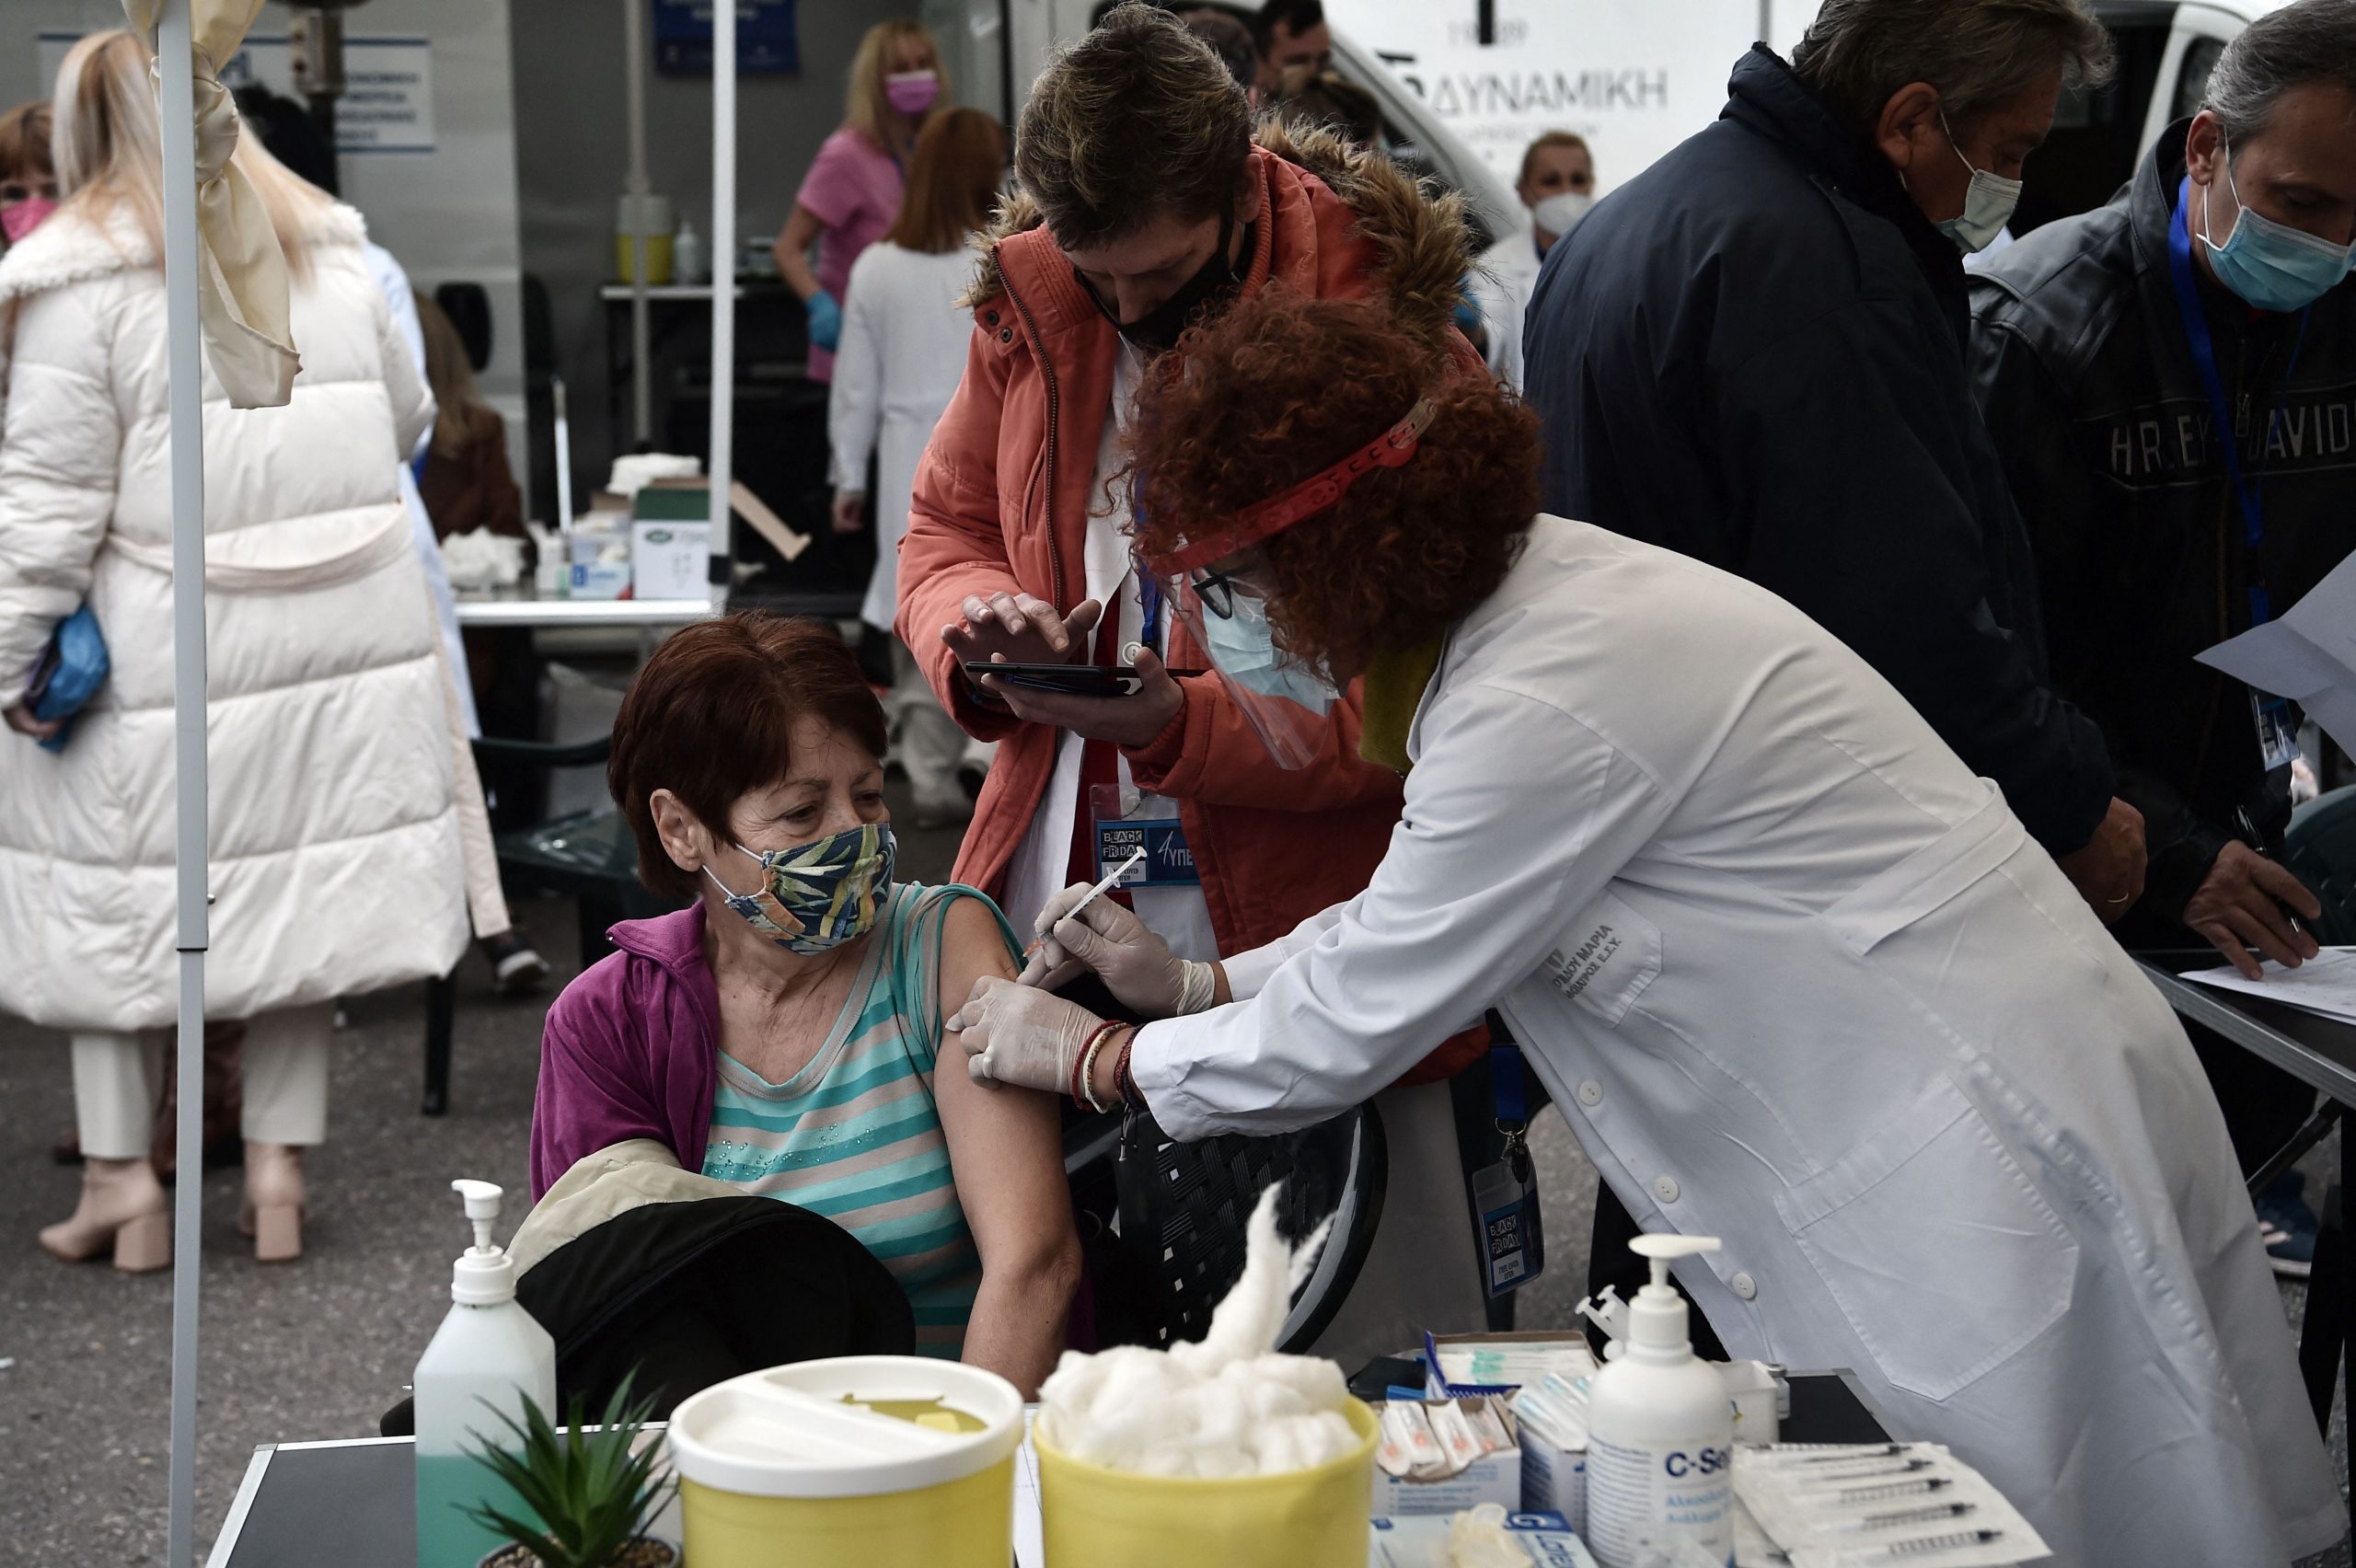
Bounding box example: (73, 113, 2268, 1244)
(948, 291, 2347, 1567)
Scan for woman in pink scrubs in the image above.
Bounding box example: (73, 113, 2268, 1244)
(772, 19, 948, 382)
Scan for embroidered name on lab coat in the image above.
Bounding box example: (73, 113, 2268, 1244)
(1548, 925, 1621, 999)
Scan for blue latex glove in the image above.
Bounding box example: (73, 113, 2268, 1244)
(805, 289, 842, 352)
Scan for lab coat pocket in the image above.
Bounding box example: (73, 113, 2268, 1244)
(1774, 1073, 2078, 1402)
(1821, 786, 2027, 955)
(1538, 891, 1661, 1026)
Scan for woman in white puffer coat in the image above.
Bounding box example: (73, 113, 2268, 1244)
(0, 31, 468, 1272)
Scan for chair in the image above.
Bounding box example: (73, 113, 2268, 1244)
(420, 733, 677, 1114)
(2286, 785, 2356, 947)
(1090, 1103, 1388, 1355)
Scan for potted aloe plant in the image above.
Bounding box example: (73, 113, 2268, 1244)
(463, 1375, 678, 1568)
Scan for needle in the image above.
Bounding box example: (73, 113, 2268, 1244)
(1022, 847, 1147, 965)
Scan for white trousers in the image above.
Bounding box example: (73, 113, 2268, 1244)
(70, 1001, 337, 1159)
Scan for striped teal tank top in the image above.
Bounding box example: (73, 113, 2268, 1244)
(700, 882, 1019, 1356)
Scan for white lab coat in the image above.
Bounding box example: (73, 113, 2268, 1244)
(829, 240, 976, 632)
(1467, 231, 1543, 388)
(1134, 516, 2345, 1567)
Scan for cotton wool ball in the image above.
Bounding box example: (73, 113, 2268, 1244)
(1253, 1353, 1351, 1412)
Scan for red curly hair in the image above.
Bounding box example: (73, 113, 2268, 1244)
(1126, 289, 1538, 677)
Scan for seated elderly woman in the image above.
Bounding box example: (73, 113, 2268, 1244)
(531, 613, 1079, 1394)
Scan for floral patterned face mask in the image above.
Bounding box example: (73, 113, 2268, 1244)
(705, 822, 897, 953)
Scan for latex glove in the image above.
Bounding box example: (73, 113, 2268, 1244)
(1019, 882, 1216, 1018)
(804, 289, 843, 352)
(950, 975, 1105, 1093)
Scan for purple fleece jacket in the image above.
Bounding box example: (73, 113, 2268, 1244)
(530, 904, 722, 1201)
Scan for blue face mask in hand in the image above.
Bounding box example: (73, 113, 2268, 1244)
(1198, 590, 1340, 716)
(706, 821, 896, 953)
(2201, 138, 2356, 314)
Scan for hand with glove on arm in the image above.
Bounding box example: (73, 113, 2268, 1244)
(957, 882, 1231, 1101)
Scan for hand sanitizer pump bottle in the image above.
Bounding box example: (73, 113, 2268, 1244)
(1581, 1234, 1735, 1568)
(413, 1180, 557, 1567)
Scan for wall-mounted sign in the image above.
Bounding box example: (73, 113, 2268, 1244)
(36, 31, 436, 154)
(653, 0, 801, 75)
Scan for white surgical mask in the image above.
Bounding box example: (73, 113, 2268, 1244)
(1531, 190, 1593, 241)
(1934, 110, 2020, 256)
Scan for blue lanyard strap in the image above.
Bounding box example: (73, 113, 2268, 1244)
(1138, 571, 1164, 654)
(2167, 178, 2309, 627)
(1491, 1043, 1526, 1128)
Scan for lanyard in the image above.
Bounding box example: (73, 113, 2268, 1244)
(2166, 178, 2309, 626)
(1138, 571, 1164, 653)
(1491, 1043, 1526, 1129)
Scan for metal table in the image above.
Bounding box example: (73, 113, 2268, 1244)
(208, 1371, 1895, 1565)
(2139, 951, 2356, 1435)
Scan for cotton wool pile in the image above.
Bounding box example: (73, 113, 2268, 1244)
(1039, 1185, 1361, 1478)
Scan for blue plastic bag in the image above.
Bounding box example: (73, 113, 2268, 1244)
(29, 604, 109, 753)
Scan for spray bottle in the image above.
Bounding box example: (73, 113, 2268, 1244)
(414, 1180, 557, 1568)
(1581, 1234, 1734, 1568)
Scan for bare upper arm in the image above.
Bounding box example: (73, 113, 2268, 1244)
(929, 896, 1070, 1262)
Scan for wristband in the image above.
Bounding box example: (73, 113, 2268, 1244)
(1074, 1020, 1122, 1113)
(1114, 1028, 1138, 1108)
(1174, 959, 1218, 1016)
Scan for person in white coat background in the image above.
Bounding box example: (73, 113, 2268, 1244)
(828, 106, 1007, 825)
(948, 291, 2347, 1565)
(0, 31, 469, 1273)
(1467, 131, 1593, 388)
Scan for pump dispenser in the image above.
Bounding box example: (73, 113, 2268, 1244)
(1581, 1235, 1734, 1568)
(414, 1180, 557, 1567)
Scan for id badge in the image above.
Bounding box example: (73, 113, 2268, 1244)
(1091, 783, 1200, 888)
(2251, 690, 2300, 772)
(1471, 1133, 1544, 1297)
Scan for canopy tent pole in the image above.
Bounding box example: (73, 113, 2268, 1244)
(624, 0, 653, 448)
(154, 1, 212, 1563)
(707, 0, 737, 606)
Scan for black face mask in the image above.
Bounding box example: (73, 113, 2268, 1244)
(1077, 211, 1251, 354)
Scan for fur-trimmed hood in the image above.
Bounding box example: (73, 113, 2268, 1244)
(963, 117, 1471, 342)
(0, 196, 369, 307)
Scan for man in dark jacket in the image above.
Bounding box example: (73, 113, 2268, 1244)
(1968, 0, 2356, 1271)
(1524, 0, 2144, 916)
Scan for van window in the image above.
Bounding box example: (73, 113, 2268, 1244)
(2011, 11, 2174, 234)
(2174, 36, 2227, 122)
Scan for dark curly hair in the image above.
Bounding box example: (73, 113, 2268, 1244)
(1126, 290, 1538, 677)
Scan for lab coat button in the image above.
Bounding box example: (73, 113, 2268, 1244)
(1732, 1272, 1758, 1300)
(1653, 1175, 1680, 1204)
(1576, 1080, 1602, 1107)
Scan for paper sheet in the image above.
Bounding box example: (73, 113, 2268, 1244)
(2196, 550, 2356, 761)
(2180, 948, 2356, 1026)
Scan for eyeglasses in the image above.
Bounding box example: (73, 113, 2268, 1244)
(1190, 566, 1244, 620)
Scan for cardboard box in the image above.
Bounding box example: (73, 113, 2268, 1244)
(1425, 1332, 1600, 1400)
(1367, 1512, 1596, 1567)
(1519, 1434, 1587, 1525)
(629, 520, 710, 601)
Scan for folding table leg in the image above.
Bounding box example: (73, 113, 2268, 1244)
(422, 970, 456, 1116)
(2297, 1165, 2347, 1438)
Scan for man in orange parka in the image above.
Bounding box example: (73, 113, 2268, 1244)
(895, 6, 1491, 1359)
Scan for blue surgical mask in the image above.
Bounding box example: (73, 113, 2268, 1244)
(705, 822, 896, 953)
(1197, 589, 1340, 716)
(1935, 111, 2021, 256)
(2201, 138, 2356, 314)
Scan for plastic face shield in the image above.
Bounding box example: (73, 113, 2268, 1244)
(1161, 565, 1341, 771)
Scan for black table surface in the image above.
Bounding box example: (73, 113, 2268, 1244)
(2137, 948, 2356, 1101)
(214, 1372, 1892, 1565)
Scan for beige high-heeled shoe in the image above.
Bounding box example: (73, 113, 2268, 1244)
(39, 1157, 171, 1273)
(238, 1142, 307, 1263)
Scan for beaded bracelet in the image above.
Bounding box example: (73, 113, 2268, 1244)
(1113, 1028, 1138, 1109)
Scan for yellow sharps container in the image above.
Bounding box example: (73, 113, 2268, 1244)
(1034, 1397, 1380, 1566)
(664, 1356, 1022, 1568)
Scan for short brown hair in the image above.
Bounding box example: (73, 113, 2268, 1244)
(609, 615, 889, 900)
(1126, 291, 1538, 678)
(1517, 130, 1589, 188)
(0, 101, 53, 186)
(1016, 4, 1253, 249)
(1792, 0, 2115, 136)
(884, 107, 1008, 255)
